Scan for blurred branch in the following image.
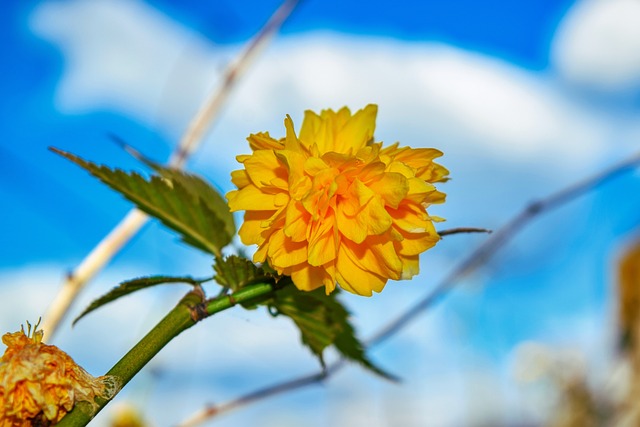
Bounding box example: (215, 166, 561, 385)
(178, 362, 344, 427)
(177, 150, 640, 426)
(41, 0, 301, 339)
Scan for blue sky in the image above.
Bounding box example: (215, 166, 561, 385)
(2, 0, 640, 426)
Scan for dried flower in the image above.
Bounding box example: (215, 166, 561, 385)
(0, 321, 116, 426)
(227, 105, 448, 296)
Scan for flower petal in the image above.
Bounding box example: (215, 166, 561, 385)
(342, 238, 402, 281)
(289, 263, 334, 292)
(284, 201, 310, 242)
(308, 217, 338, 266)
(394, 222, 440, 256)
(267, 229, 309, 268)
(227, 185, 282, 211)
(335, 244, 387, 296)
(238, 210, 274, 245)
(368, 171, 408, 209)
(243, 150, 286, 189)
(247, 132, 283, 151)
(333, 104, 377, 154)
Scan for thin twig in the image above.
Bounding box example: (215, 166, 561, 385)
(178, 362, 344, 427)
(177, 151, 640, 426)
(438, 227, 492, 237)
(169, 0, 300, 168)
(42, 209, 149, 337)
(41, 0, 301, 339)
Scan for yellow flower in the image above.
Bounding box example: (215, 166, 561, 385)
(227, 105, 448, 296)
(0, 321, 115, 426)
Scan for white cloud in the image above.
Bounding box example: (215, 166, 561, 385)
(29, 0, 622, 174)
(29, 0, 228, 140)
(227, 36, 608, 163)
(552, 0, 640, 92)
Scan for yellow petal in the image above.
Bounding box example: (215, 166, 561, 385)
(298, 109, 322, 146)
(290, 262, 333, 292)
(394, 222, 440, 256)
(333, 104, 377, 154)
(405, 178, 437, 203)
(267, 229, 309, 268)
(304, 156, 329, 176)
(308, 219, 338, 266)
(423, 189, 447, 205)
(388, 201, 429, 233)
(342, 238, 402, 281)
(247, 132, 283, 151)
(243, 150, 287, 189)
(284, 202, 310, 242)
(400, 254, 420, 279)
(367, 171, 408, 209)
(337, 200, 390, 244)
(335, 244, 387, 296)
(238, 210, 273, 245)
(230, 169, 250, 189)
(227, 185, 281, 212)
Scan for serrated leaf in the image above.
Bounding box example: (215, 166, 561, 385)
(154, 170, 235, 240)
(269, 287, 395, 380)
(52, 148, 232, 255)
(110, 138, 235, 239)
(331, 310, 397, 381)
(73, 275, 200, 325)
(213, 255, 276, 292)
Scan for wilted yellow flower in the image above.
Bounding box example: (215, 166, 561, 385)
(227, 105, 448, 296)
(0, 321, 115, 426)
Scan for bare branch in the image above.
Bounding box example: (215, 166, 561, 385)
(438, 227, 492, 237)
(169, 0, 301, 169)
(178, 371, 329, 427)
(42, 209, 149, 337)
(177, 150, 640, 426)
(41, 0, 301, 338)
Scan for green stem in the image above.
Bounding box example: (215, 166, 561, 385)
(57, 279, 286, 427)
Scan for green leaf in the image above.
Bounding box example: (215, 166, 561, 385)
(74, 275, 201, 325)
(269, 287, 395, 380)
(51, 148, 233, 256)
(154, 170, 235, 241)
(213, 255, 277, 292)
(110, 138, 235, 239)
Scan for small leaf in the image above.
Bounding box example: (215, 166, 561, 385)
(269, 287, 395, 379)
(51, 148, 232, 256)
(74, 276, 201, 325)
(213, 255, 276, 292)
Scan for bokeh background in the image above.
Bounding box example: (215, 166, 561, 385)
(2, 0, 640, 425)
